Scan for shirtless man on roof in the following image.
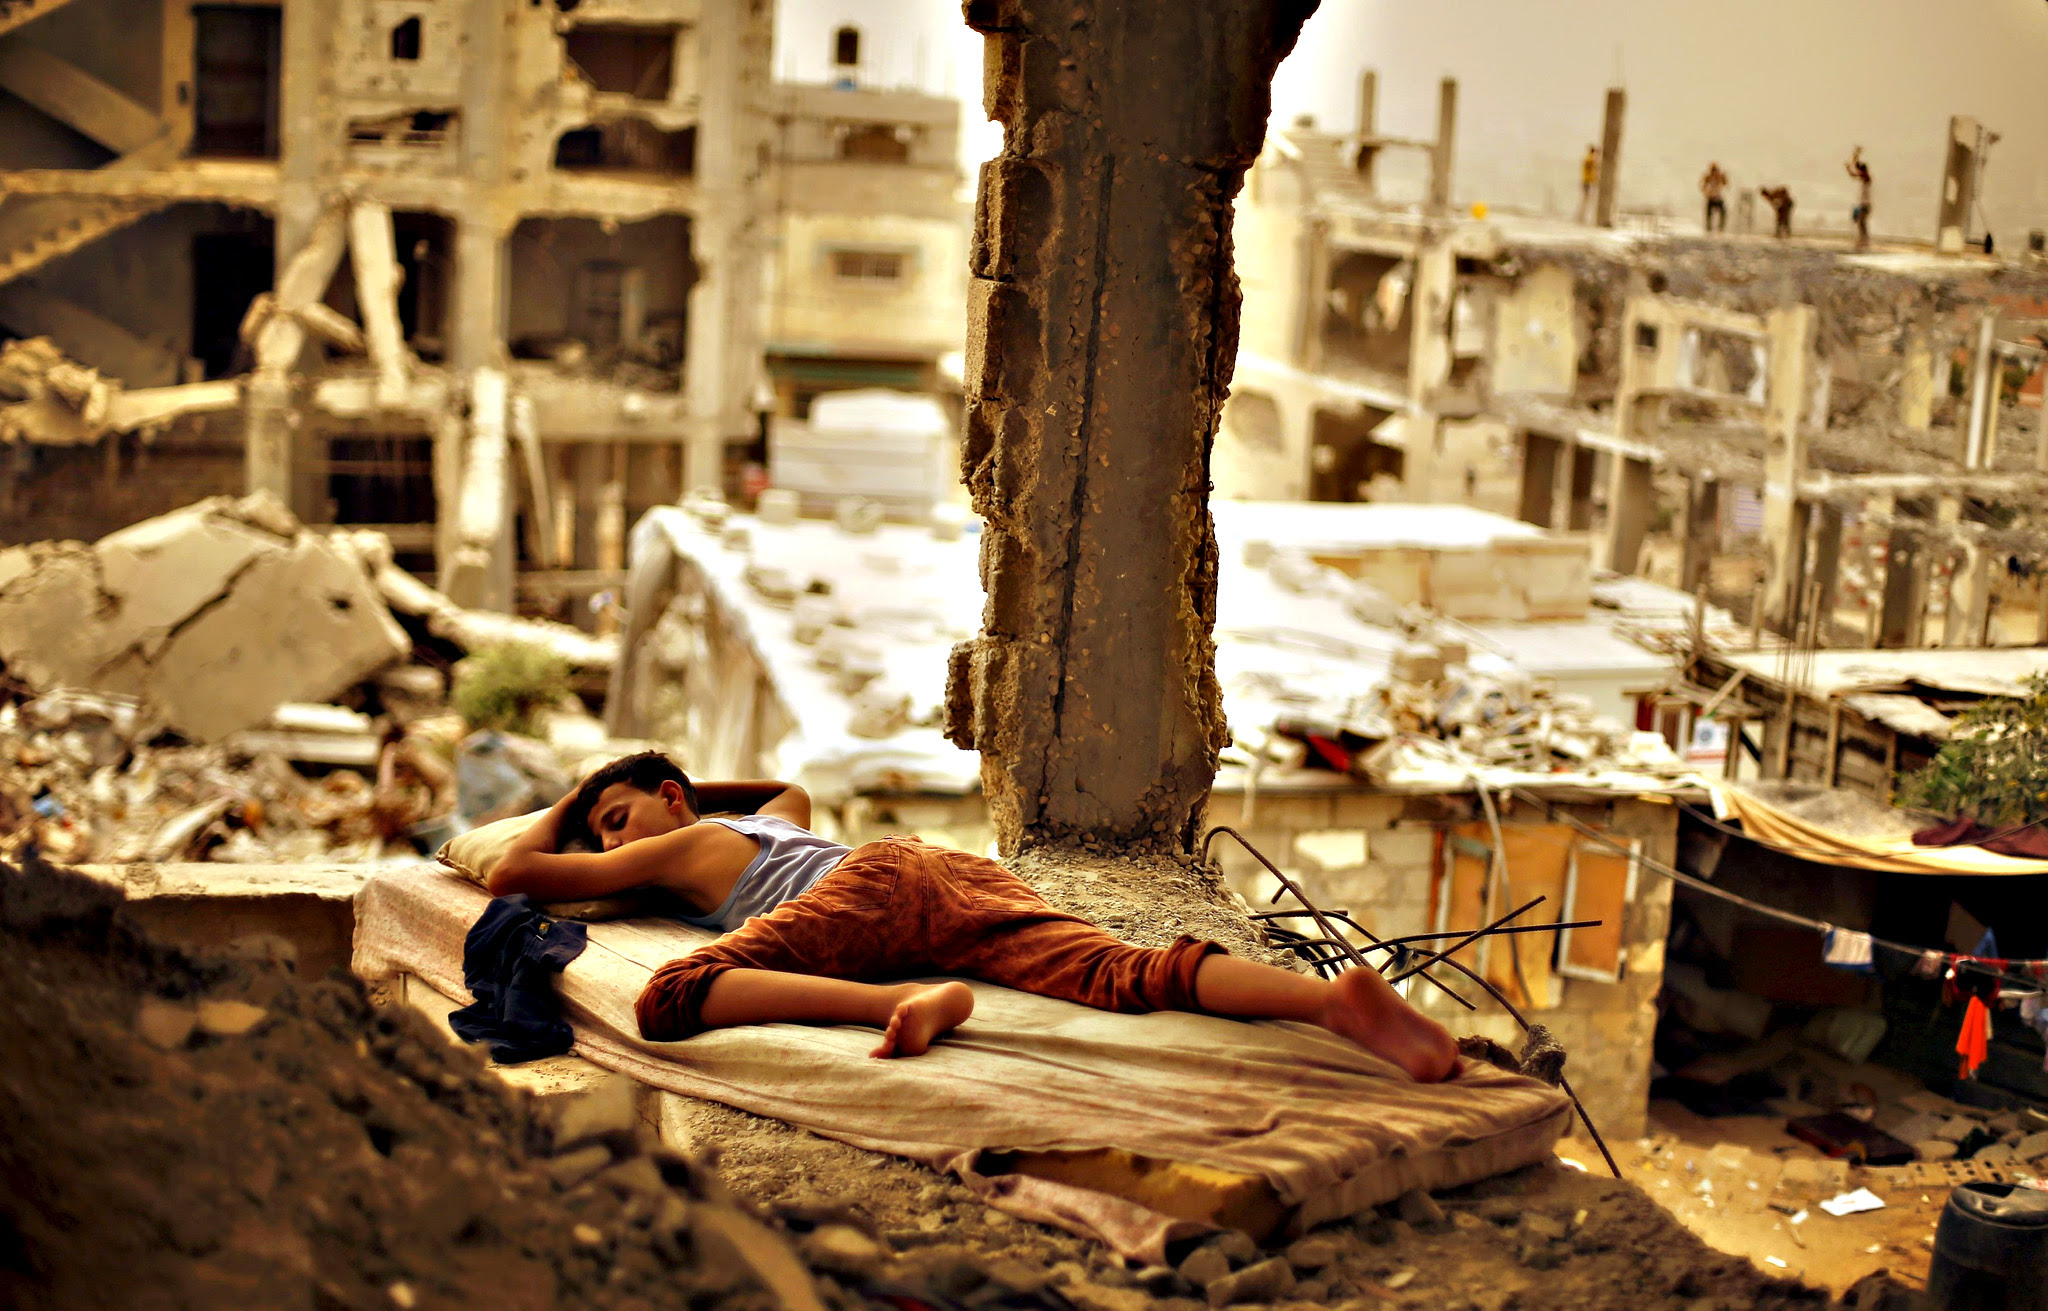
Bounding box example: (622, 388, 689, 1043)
(491, 751, 1458, 1080)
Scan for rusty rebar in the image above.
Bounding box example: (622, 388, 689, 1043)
(1203, 825, 1474, 1009)
(1388, 895, 1548, 984)
(1201, 824, 1621, 1180)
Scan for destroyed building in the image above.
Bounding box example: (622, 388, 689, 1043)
(1226, 72, 2048, 664)
(763, 70, 966, 415)
(0, 0, 958, 623)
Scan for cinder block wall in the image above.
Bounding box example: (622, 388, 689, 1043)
(1203, 786, 1675, 1142)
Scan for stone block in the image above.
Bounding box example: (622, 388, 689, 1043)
(1252, 794, 1334, 829)
(1331, 793, 1405, 829)
(1776, 1156, 1850, 1198)
(1368, 825, 1438, 870)
(1914, 1140, 1957, 1163)
(1292, 829, 1369, 873)
(0, 495, 408, 742)
(1205, 1257, 1294, 1307)
(2014, 1130, 2048, 1163)
(1176, 1245, 1230, 1289)
(1284, 1236, 1337, 1270)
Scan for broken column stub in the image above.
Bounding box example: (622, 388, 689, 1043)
(946, 0, 1316, 855)
(0, 493, 408, 743)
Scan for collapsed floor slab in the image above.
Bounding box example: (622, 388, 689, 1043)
(0, 492, 408, 741)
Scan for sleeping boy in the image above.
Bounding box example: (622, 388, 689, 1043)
(491, 751, 1457, 1079)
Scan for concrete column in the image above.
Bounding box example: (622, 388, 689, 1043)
(1516, 430, 1562, 527)
(1899, 321, 1933, 431)
(1603, 455, 1655, 575)
(1679, 475, 1720, 594)
(1354, 70, 1377, 193)
(441, 368, 515, 613)
(158, 3, 195, 149)
(947, 0, 1314, 856)
(1944, 547, 1994, 647)
(1566, 444, 1597, 531)
(1427, 77, 1457, 215)
(1594, 88, 1625, 229)
(680, 0, 769, 496)
(1941, 499, 1993, 648)
(247, 0, 335, 511)
(1760, 304, 1816, 635)
(1400, 240, 1455, 498)
(1807, 502, 1845, 637)
(1878, 497, 1931, 648)
(447, 219, 507, 373)
(1963, 310, 1998, 470)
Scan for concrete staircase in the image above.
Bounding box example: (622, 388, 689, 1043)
(0, 0, 82, 41)
(0, 193, 166, 287)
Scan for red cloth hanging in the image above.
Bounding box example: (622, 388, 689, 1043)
(1956, 995, 1992, 1080)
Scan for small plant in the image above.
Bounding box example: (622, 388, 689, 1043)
(449, 643, 572, 737)
(1898, 672, 2048, 828)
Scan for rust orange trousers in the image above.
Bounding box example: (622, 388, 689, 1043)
(635, 837, 1223, 1041)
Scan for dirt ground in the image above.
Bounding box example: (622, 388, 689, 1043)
(0, 852, 1906, 1311)
(1589, 1105, 1943, 1300)
(680, 1090, 1877, 1311)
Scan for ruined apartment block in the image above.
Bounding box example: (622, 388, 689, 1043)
(0, 0, 775, 619)
(1225, 72, 2048, 653)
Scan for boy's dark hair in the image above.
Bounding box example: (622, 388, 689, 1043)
(561, 751, 698, 848)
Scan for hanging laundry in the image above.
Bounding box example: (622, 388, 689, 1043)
(1973, 927, 2001, 960)
(1822, 927, 1877, 973)
(1956, 994, 1992, 1080)
(1912, 949, 1947, 979)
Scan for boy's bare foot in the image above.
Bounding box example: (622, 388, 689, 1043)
(871, 982, 975, 1058)
(1319, 968, 1458, 1083)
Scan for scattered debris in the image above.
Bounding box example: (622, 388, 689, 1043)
(1819, 1189, 1888, 1217)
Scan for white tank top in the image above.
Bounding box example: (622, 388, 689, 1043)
(678, 815, 851, 931)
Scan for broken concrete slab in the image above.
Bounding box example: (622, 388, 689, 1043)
(0, 494, 409, 743)
(146, 528, 407, 742)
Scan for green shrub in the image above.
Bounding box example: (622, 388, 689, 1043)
(449, 643, 572, 737)
(1898, 671, 2048, 828)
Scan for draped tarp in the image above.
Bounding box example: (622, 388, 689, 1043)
(1708, 780, 2048, 877)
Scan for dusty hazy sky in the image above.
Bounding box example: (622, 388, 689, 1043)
(778, 0, 2048, 240)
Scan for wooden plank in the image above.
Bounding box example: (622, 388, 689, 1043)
(0, 41, 165, 155)
(1447, 822, 1573, 1011)
(1559, 840, 1635, 983)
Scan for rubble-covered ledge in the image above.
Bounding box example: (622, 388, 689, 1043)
(66, 860, 391, 977)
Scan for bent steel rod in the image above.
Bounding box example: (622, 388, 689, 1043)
(1203, 825, 1474, 1010)
(1204, 826, 1620, 1178)
(1388, 895, 1546, 984)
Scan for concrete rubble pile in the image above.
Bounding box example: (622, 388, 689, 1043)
(0, 494, 628, 866)
(1240, 556, 1687, 785)
(0, 337, 120, 447)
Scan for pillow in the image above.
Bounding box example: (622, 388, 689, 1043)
(436, 809, 546, 887)
(436, 809, 654, 922)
